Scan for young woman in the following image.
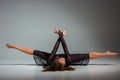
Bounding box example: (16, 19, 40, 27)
(6, 29, 119, 71)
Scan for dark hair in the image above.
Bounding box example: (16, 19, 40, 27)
(42, 60, 75, 72)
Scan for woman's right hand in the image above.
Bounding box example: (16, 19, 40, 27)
(54, 27, 67, 36)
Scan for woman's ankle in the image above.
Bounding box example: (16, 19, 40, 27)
(104, 51, 119, 56)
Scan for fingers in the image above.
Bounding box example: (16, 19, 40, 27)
(54, 27, 67, 36)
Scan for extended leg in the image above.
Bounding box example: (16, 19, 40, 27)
(89, 51, 119, 59)
(6, 44, 34, 55)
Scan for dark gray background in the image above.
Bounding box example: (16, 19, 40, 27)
(0, 0, 120, 64)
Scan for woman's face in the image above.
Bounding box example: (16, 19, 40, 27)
(57, 58, 65, 66)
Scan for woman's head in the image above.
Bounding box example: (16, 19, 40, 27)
(51, 60, 65, 71)
(55, 57, 66, 66)
(42, 57, 75, 72)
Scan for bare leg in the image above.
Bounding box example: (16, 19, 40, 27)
(6, 44, 34, 55)
(90, 51, 119, 59)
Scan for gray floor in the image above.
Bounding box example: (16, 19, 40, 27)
(0, 57, 120, 80)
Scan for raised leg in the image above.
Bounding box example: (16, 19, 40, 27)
(6, 44, 34, 55)
(89, 51, 119, 59)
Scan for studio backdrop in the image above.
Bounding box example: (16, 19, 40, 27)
(0, 0, 120, 64)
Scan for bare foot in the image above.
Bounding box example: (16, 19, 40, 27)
(105, 51, 119, 56)
(6, 44, 15, 48)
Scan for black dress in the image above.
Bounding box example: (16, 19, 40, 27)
(33, 34, 89, 67)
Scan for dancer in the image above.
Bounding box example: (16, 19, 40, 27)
(6, 28, 119, 71)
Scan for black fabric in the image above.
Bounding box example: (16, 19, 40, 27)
(47, 37, 61, 65)
(33, 52, 89, 66)
(33, 33, 89, 66)
(60, 35, 72, 66)
(47, 32, 72, 66)
(70, 53, 89, 65)
(33, 50, 50, 60)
